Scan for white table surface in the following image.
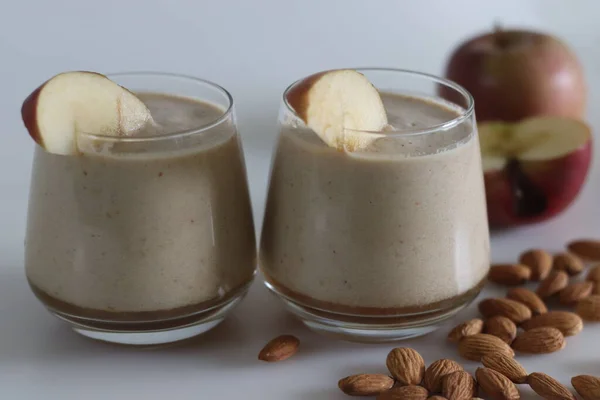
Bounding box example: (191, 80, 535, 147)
(1, 0, 599, 398)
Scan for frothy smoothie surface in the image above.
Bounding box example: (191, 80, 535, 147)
(260, 92, 489, 312)
(137, 93, 225, 134)
(25, 93, 256, 314)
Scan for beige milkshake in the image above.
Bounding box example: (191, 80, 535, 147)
(260, 69, 490, 341)
(22, 72, 256, 344)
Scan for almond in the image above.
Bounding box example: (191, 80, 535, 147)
(423, 359, 464, 393)
(475, 367, 520, 400)
(527, 372, 576, 400)
(587, 264, 600, 283)
(481, 353, 528, 384)
(536, 270, 569, 298)
(568, 239, 600, 261)
(376, 385, 429, 400)
(386, 347, 425, 385)
(553, 252, 585, 276)
(519, 249, 553, 280)
(258, 334, 300, 362)
(506, 287, 548, 315)
(442, 371, 477, 400)
(488, 264, 531, 286)
(521, 311, 583, 336)
(512, 327, 565, 354)
(447, 319, 484, 342)
(338, 374, 394, 396)
(571, 375, 600, 400)
(458, 333, 514, 361)
(478, 298, 532, 324)
(560, 281, 594, 305)
(484, 316, 517, 344)
(576, 294, 600, 321)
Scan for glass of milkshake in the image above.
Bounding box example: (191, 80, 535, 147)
(23, 72, 256, 345)
(260, 68, 490, 342)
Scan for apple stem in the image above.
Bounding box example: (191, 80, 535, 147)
(493, 21, 503, 34)
(492, 21, 512, 49)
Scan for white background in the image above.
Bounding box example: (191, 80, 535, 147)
(1, 0, 599, 398)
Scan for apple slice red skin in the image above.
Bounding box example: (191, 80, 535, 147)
(21, 84, 45, 148)
(21, 71, 108, 150)
(285, 71, 325, 122)
(485, 139, 592, 228)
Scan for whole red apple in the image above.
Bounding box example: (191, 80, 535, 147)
(479, 117, 592, 228)
(440, 27, 586, 122)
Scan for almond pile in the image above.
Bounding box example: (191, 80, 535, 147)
(448, 239, 600, 359)
(337, 346, 599, 399)
(260, 239, 600, 399)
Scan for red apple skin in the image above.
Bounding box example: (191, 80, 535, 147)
(440, 29, 586, 122)
(21, 83, 45, 148)
(21, 71, 107, 150)
(285, 70, 337, 121)
(485, 139, 592, 228)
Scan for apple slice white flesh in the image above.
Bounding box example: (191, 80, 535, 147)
(479, 116, 591, 171)
(286, 69, 388, 152)
(21, 71, 154, 155)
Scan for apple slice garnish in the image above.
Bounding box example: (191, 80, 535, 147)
(21, 71, 154, 155)
(286, 69, 388, 152)
(479, 116, 592, 227)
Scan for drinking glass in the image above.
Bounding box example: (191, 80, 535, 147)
(260, 68, 489, 342)
(25, 73, 256, 345)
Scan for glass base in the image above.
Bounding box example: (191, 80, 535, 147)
(264, 281, 480, 343)
(46, 289, 248, 346)
(73, 319, 224, 345)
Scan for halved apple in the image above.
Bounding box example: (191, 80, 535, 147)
(479, 116, 592, 228)
(21, 71, 154, 155)
(286, 69, 388, 152)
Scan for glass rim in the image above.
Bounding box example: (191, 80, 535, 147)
(282, 67, 475, 137)
(79, 71, 234, 143)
